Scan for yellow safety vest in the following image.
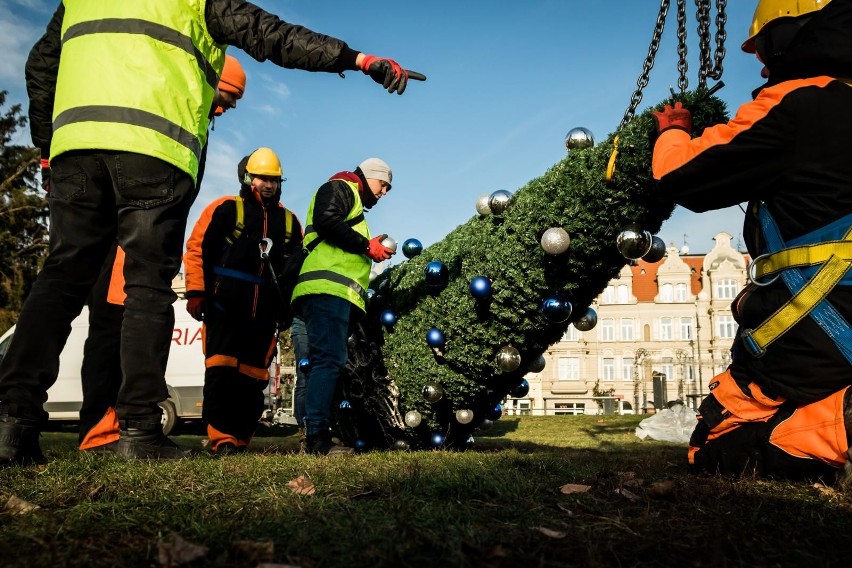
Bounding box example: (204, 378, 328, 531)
(52, 0, 225, 182)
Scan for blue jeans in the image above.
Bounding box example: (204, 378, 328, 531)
(0, 151, 196, 424)
(290, 316, 309, 427)
(300, 295, 352, 437)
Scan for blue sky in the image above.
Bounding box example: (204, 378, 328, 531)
(2, 1, 762, 255)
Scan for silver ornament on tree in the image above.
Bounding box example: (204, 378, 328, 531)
(380, 236, 397, 253)
(642, 235, 667, 263)
(404, 410, 422, 428)
(475, 193, 492, 216)
(574, 307, 598, 331)
(496, 345, 522, 372)
(540, 227, 571, 255)
(488, 190, 513, 215)
(616, 224, 653, 260)
(421, 382, 445, 403)
(455, 409, 474, 425)
(564, 127, 595, 151)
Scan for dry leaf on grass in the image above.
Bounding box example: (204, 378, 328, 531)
(615, 488, 640, 501)
(813, 483, 839, 498)
(157, 532, 208, 567)
(287, 475, 315, 496)
(648, 480, 678, 500)
(4, 495, 40, 515)
(533, 526, 567, 539)
(560, 483, 591, 494)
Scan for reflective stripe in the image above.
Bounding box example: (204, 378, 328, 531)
(303, 213, 365, 240)
(62, 18, 219, 89)
(53, 105, 202, 159)
(297, 269, 368, 304)
(205, 355, 270, 380)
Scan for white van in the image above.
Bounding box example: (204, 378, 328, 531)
(0, 299, 207, 435)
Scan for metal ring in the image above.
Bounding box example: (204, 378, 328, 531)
(747, 253, 780, 287)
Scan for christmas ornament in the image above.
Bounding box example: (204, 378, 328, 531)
(540, 227, 571, 255)
(455, 408, 474, 424)
(528, 354, 546, 374)
(381, 236, 398, 253)
(424, 261, 449, 289)
(367, 289, 376, 300)
(402, 238, 423, 259)
(496, 345, 522, 372)
(488, 190, 513, 215)
(392, 439, 410, 451)
(347, 333, 358, 349)
(510, 379, 530, 398)
(355, 439, 367, 450)
(616, 225, 653, 260)
(404, 410, 422, 428)
(642, 235, 667, 263)
(380, 309, 397, 328)
(297, 358, 311, 373)
(475, 193, 492, 216)
(540, 295, 573, 323)
(426, 327, 446, 350)
(430, 432, 446, 447)
(469, 276, 493, 300)
(564, 127, 595, 151)
(486, 403, 503, 421)
(574, 307, 598, 331)
(422, 382, 444, 403)
(339, 399, 352, 410)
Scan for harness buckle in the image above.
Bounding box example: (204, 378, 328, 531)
(747, 253, 780, 287)
(741, 328, 767, 358)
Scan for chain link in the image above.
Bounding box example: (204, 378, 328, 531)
(710, 0, 727, 81)
(677, 0, 689, 93)
(619, 0, 670, 130)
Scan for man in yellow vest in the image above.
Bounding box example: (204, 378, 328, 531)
(292, 158, 396, 455)
(0, 0, 424, 465)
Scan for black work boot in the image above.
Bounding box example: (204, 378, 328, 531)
(117, 419, 190, 460)
(0, 415, 46, 466)
(305, 431, 354, 456)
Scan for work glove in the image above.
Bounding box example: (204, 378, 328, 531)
(652, 102, 692, 135)
(186, 296, 206, 321)
(366, 234, 394, 262)
(360, 55, 411, 95)
(40, 158, 51, 193)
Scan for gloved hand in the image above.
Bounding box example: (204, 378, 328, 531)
(360, 55, 409, 95)
(186, 296, 206, 321)
(366, 234, 394, 262)
(40, 158, 51, 193)
(652, 102, 692, 135)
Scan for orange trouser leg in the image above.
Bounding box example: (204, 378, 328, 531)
(207, 424, 240, 453)
(79, 407, 120, 450)
(768, 386, 850, 467)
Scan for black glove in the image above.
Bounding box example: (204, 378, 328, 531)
(40, 158, 51, 192)
(359, 55, 409, 95)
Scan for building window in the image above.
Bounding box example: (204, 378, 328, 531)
(558, 357, 580, 380)
(674, 283, 688, 302)
(660, 317, 673, 340)
(621, 357, 634, 381)
(602, 358, 615, 381)
(617, 285, 630, 304)
(517, 400, 531, 416)
(717, 315, 738, 338)
(660, 283, 673, 302)
(600, 318, 615, 341)
(562, 326, 579, 342)
(555, 402, 585, 415)
(620, 318, 634, 341)
(680, 317, 693, 340)
(602, 285, 615, 304)
(716, 278, 738, 300)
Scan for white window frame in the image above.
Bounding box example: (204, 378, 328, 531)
(659, 317, 673, 340)
(620, 318, 634, 341)
(558, 357, 580, 380)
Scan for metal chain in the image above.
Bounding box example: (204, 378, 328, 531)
(676, 0, 689, 93)
(710, 0, 727, 81)
(696, 0, 711, 89)
(619, 0, 670, 130)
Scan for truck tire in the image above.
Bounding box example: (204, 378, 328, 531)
(159, 399, 178, 435)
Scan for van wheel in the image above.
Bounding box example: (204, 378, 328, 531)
(159, 399, 178, 435)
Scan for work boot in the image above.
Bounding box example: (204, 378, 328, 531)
(0, 415, 45, 466)
(305, 431, 354, 456)
(80, 441, 119, 455)
(213, 442, 245, 457)
(117, 419, 190, 460)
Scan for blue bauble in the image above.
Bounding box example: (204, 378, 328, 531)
(380, 309, 397, 327)
(486, 403, 503, 421)
(426, 327, 446, 349)
(339, 399, 352, 410)
(297, 358, 312, 373)
(430, 432, 446, 447)
(509, 379, 530, 398)
(424, 261, 449, 289)
(402, 238, 423, 259)
(469, 276, 493, 300)
(540, 295, 573, 323)
(354, 439, 367, 450)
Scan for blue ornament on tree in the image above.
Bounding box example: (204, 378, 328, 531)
(355, 439, 367, 450)
(509, 379, 530, 398)
(297, 358, 312, 373)
(339, 399, 352, 410)
(430, 432, 446, 447)
(486, 403, 503, 421)
(469, 276, 493, 300)
(540, 295, 573, 323)
(426, 327, 446, 349)
(380, 309, 397, 328)
(402, 238, 423, 259)
(424, 261, 449, 290)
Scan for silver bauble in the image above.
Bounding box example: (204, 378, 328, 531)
(496, 345, 522, 372)
(380, 236, 397, 253)
(488, 190, 513, 215)
(616, 227, 653, 260)
(528, 354, 546, 373)
(540, 227, 571, 255)
(475, 193, 492, 216)
(642, 235, 667, 263)
(392, 439, 411, 451)
(574, 307, 598, 331)
(421, 382, 444, 403)
(404, 410, 422, 428)
(455, 409, 474, 425)
(347, 333, 358, 348)
(565, 127, 595, 151)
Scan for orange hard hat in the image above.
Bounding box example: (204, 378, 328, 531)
(218, 55, 246, 97)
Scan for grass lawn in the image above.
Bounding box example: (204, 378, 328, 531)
(2, 415, 852, 567)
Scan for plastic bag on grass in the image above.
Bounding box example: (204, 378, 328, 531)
(635, 402, 698, 443)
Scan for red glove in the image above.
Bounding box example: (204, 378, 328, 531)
(40, 158, 51, 192)
(366, 234, 394, 262)
(360, 54, 409, 95)
(652, 102, 692, 135)
(186, 296, 206, 321)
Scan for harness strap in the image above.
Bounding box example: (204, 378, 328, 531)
(224, 196, 245, 246)
(212, 265, 263, 284)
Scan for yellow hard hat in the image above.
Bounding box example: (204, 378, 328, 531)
(245, 147, 283, 178)
(742, 0, 832, 53)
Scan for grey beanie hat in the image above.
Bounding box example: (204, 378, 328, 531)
(358, 157, 392, 189)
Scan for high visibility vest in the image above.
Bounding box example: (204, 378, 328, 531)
(292, 179, 371, 311)
(51, 0, 225, 182)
